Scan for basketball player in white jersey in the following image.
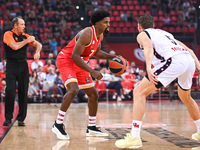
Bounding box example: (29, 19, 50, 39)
(115, 14, 200, 148)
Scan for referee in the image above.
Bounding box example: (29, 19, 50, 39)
(3, 16, 42, 126)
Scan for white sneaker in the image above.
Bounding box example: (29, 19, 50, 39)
(121, 95, 125, 99)
(52, 121, 70, 140)
(86, 126, 109, 137)
(117, 96, 122, 101)
(112, 94, 116, 99)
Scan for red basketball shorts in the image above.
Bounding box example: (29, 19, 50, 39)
(56, 55, 94, 90)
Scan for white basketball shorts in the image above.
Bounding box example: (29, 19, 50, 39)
(153, 53, 195, 90)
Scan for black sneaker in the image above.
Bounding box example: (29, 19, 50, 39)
(52, 121, 70, 139)
(18, 121, 25, 126)
(86, 126, 109, 137)
(3, 119, 11, 126)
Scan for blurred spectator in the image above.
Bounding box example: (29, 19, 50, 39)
(54, 72, 66, 94)
(130, 61, 139, 74)
(31, 59, 44, 71)
(0, 59, 6, 71)
(99, 59, 109, 69)
(47, 81, 63, 103)
(127, 11, 136, 22)
(50, 38, 58, 56)
(120, 11, 128, 22)
(28, 70, 40, 97)
(151, 0, 158, 16)
(43, 67, 57, 90)
(163, 13, 171, 27)
(100, 68, 124, 101)
(43, 59, 55, 74)
(45, 53, 56, 66)
(37, 66, 46, 88)
(134, 69, 146, 87)
(73, 90, 88, 103)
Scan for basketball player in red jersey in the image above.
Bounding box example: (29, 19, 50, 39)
(52, 10, 118, 139)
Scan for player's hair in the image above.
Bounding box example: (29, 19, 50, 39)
(12, 16, 22, 27)
(90, 10, 110, 25)
(138, 14, 154, 29)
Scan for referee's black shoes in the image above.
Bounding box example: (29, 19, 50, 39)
(3, 119, 11, 126)
(18, 121, 25, 126)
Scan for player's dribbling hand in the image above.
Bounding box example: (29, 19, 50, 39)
(27, 36, 35, 43)
(91, 70, 103, 80)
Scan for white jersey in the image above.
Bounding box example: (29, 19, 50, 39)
(140, 28, 190, 66)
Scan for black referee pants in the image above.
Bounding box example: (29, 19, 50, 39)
(5, 60, 29, 122)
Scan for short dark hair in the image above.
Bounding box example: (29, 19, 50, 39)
(138, 14, 154, 29)
(12, 16, 22, 27)
(90, 10, 110, 25)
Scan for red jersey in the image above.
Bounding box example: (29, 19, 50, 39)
(60, 26, 101, 62)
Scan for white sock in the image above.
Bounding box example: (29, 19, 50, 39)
(88, 116, 96, 126)
(194, 119, 200, 133)
(56, 110, 66, 124)
(131, 120, 142, 138)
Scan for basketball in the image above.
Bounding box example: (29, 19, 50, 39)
(109, 56, 127, 76)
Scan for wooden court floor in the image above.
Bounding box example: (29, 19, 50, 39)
(1, 100, 200, 150)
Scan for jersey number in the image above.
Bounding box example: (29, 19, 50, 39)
(165, 35, 177, 45)
(89, 50, 95, 56)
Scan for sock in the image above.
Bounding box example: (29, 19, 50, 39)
(56, 110, 66, 124)
(88, 116, 96, 126)
(194, 119, 200, 133)
(131, 120, 142, 138)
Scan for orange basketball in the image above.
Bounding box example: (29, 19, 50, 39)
(109, 56, 127, 76)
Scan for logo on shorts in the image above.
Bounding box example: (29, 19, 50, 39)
(85, 77, 90, 82)
(68, 74, 72, 78)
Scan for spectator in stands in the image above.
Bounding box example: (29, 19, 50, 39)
(99, 59, 109, 69)
(163, 13, 171, 27)
(37, 66, 46, 88)
(100, 68, 124, 101)
(47, 81, 63, 103)
(54, 72, 66, 94)
(127, 11, 136, 22)
(50, 38, 58, 56)
(29, 69, 40, 93)
(43, 67, 57, 91)
(31, 59, 44, 71)
(0, 59, 6, 71)
(45, 53, 56, 66)
(122, 67, 137, 88)
(130, 61, 139, 74)
(134, 69, 146, 87)
(63, 26, 72, 41)
(28, 70, 40, 100)
(151, 0, 158, 16)
(43, 59, 55, 74)
(120, 11, 128, 22)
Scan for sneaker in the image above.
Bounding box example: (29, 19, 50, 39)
(192, 132, 200, 140)
(86, 126, 109, 137)
(115, 133, 142, 149)
(117, 96, 122, 102)
(3, 119, 11, 126)
(52, 121, 70, 140)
